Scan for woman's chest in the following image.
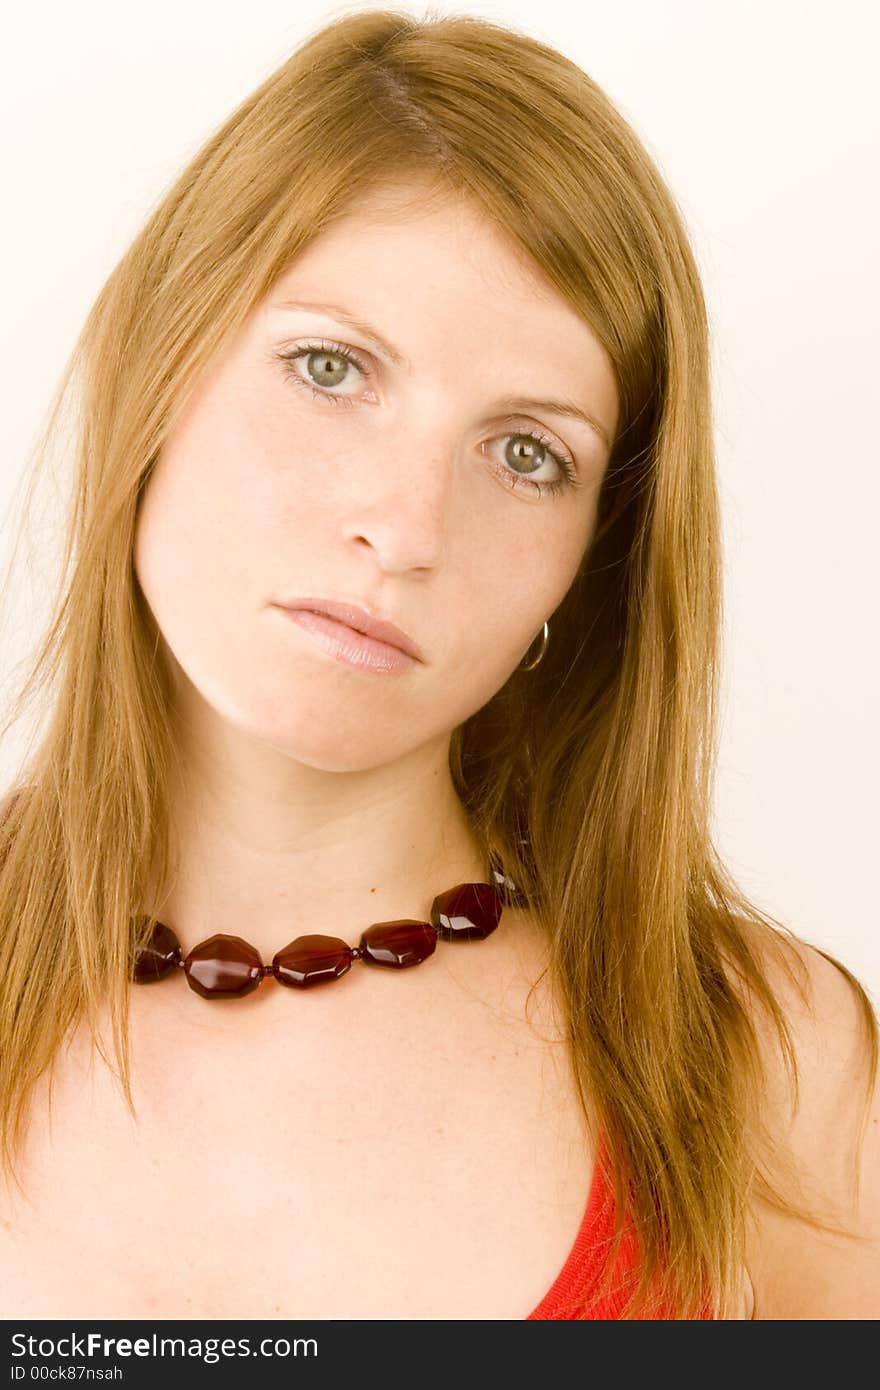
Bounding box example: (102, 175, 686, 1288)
(0, 943, 596, 1319)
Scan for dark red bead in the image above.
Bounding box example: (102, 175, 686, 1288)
(131, 919, 182, 982)
(359, 919, 437, 968)
(272, 935, 353, 988)
(431, 881, 503, 941)
(184, 933, 264, 998)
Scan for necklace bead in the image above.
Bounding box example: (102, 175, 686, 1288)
(273, 935, 354, 988)
(359, 920, 437, 968)
(185, 934, 263, 999)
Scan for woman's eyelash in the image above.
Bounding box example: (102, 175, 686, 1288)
(274, 339, 580, 497)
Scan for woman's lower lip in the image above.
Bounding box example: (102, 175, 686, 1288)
(276, 606, 418, 674)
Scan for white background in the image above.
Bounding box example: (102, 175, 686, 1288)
(1, 1, 877, 999)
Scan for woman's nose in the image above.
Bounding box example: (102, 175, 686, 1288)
(338, 427, 460, 575)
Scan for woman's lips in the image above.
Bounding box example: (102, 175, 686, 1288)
(275, 597, 423, 659)
(276, 606, 419, 674)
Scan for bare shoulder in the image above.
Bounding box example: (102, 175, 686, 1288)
(732, 917, 880, 1318)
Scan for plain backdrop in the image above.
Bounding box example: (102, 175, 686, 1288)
(1, 0, 877, 1000)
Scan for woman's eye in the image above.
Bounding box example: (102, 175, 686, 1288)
(275, 340, 580, 498)
(484, 434, 580, 498)
(278, 340, 366, 405)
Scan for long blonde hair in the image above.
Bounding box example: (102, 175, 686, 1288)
(1, 9, 875, 1318)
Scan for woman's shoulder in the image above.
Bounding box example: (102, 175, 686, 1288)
(731, 916, 880, 1318)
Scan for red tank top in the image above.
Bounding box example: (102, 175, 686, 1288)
(526, 1132, 714, 1319)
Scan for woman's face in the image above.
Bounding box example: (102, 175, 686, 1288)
(133, 180, 619, 772)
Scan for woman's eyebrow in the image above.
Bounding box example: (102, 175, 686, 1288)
(273, 298, 409, 367)
(493, 394, 610, 448)
(273, 297, 611, 448)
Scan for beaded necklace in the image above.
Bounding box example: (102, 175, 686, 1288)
(131, 859, 523, 1000)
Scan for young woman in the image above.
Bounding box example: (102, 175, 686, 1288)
(0, 10, 876, 1320)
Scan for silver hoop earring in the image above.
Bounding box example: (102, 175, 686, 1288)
(518, 620, 549, 672)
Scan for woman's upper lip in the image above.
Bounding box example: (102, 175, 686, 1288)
(275, 597, 424, 661)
